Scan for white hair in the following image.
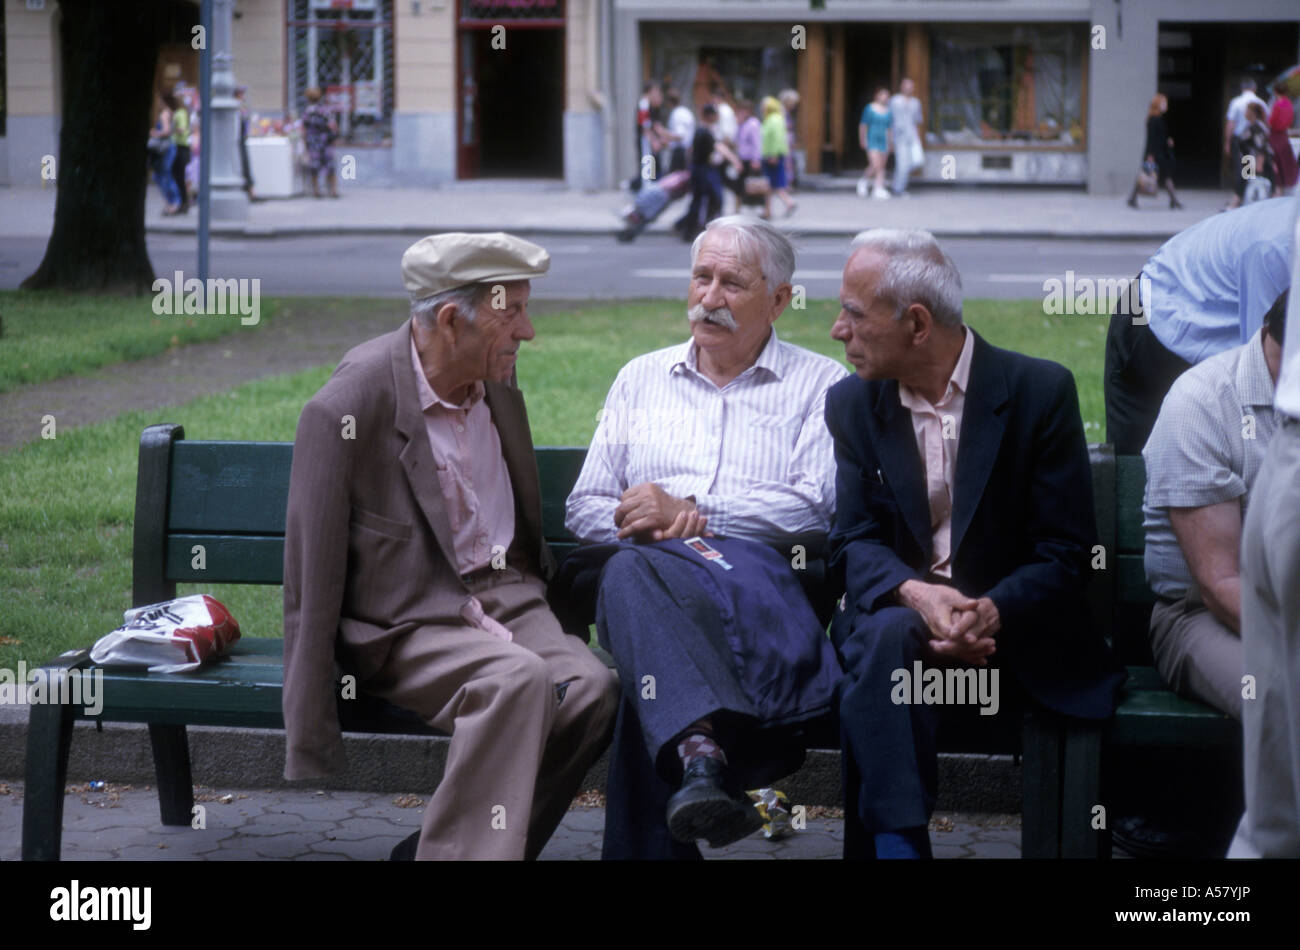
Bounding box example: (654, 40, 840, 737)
(849, 228, 963, 328)
(690, 215, 796, 294)
(410, 283, 487, 328)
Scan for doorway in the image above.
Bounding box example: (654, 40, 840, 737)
(1158, 21, 1300, 188)
(457, 27, 564, 178)
(840, 24, 896, 175)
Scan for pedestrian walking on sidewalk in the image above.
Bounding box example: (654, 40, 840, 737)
(858, 88, 893, 200)
(1127, 94, 1183, 210)
(675, 103, 742, 243)
(761, 96, 796, 217)
(167, 88, 192, 214)
(779, 89, 801, 189)
(301, 87, 340, 199)
(1223, 78, 1269, 211)
(149, 93, 182, 215)
(889, 78, 924, 196)
(236, 85, 257, 201)
(664, 91, 695, 175)
(1268, 79, 1299, 196)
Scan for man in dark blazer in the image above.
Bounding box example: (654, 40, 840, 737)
(282, 232, 618, 860)
(826, 229, 1125, 859)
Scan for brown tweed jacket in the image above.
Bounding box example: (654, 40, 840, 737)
(281, 319, 555, 779)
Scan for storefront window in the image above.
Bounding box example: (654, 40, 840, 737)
(644, 24, 796, 110)
(287, 0, 394, 146)
(929, 25, 1087, 147)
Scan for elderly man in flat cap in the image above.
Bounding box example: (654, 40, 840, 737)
(282, 232, 619, 860)
(555, 216, 847, 859)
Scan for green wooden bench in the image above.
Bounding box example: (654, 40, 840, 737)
(22, 425, 1183, 860)
(1055, 448, 1240, 858)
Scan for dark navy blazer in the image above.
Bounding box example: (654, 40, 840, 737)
(824, 330, 1125, 720)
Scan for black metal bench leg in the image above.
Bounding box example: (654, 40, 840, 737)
(148, 723, 195, 826)
(22, 698, 77, 861)
(1021, 706, 1063, 858)
(1061, 721, 1105, 858)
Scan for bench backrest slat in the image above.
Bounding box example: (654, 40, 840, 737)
(168, 441, 294, 534)
(141, 432, 594, 591)
(535, 447, 586, 543)
(1112, 454, 1156, 664)
(137, 427, 1158, 664)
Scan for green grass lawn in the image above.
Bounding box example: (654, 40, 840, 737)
(0, 296, 1106, 671)
(0, 290, 278, 392)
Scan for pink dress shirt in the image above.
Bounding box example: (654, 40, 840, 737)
(410, 335, 515, 578)
(897, 327, 975, 578)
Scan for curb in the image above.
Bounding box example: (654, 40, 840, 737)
(142, 222, 1184, 242)
(0, 707, 1021, 812)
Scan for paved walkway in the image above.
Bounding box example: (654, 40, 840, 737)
(0, 781, 1022, 860)
(0, 181, 1224, 241)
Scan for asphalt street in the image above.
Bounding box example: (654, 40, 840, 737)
(0, 233, 1162, 300)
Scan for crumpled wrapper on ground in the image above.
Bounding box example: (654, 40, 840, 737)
(90, 594, 241, 673)
(748, 787, 793, 840)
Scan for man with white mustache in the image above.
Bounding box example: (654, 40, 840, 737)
(558, 216, 848, 859)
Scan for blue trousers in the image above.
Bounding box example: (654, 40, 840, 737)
(836, 605, 941, 854)
(594, 545, 831, 859)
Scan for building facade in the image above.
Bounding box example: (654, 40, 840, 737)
(1, 0, 1296, 193)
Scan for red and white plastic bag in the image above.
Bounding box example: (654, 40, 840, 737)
(90, 595, 241, 673)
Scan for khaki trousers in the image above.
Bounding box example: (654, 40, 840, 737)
(1149, 595, 1243, 720)
(360, 569, 618, 860)
(1230, 419, 1300, 858)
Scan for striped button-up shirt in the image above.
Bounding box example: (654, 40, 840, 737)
(565, 329, 849, 546)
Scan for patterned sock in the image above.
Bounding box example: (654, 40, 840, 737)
(677, 733, 727, 768)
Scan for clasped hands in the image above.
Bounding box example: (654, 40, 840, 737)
(897, 578, 1001, 667)
(613, 482, 710, 543)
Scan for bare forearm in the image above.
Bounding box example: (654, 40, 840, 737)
(1200, 575, 1242, 634)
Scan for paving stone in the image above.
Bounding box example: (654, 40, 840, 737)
(139, 829, 237, 853)
(932, 844, 974, 859)
(64, 850, 121, 861)
(308, 837, 393, 860)
(199, 848, 261, 861)
(243, 833, 335, 858)
(266, 800, 365, 822)
(329, 816, 413, 840)
(558, 808, 605, 832)
(931, 831, 975, 847)
(968, 840, 1021, 859)
(234, 813, 339, 836)
(62, 808, 159, 832)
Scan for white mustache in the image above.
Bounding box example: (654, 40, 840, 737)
(688, 303, 738, 331)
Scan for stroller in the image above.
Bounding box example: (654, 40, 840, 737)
(616, 170, 691, 242)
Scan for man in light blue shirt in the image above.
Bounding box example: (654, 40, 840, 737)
(1104, 197, 1293, 453)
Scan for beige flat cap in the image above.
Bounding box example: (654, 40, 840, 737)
(401, 232, 550, 299)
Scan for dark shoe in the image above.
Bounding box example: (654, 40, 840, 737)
(1169, 199, 1184, 210)
(388, 830, 420, 861)
(666, 757, 763, 848)
(1112, 815, 1219, 859)
(1126, 195, 1138, 209)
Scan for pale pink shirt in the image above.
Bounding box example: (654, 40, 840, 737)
(410, 335, 515, 577)
(897, 327, 975, 578)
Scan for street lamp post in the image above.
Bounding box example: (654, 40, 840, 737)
(198, 0, 248, 284)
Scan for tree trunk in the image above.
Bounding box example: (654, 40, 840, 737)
(22, 0, 172, 294)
